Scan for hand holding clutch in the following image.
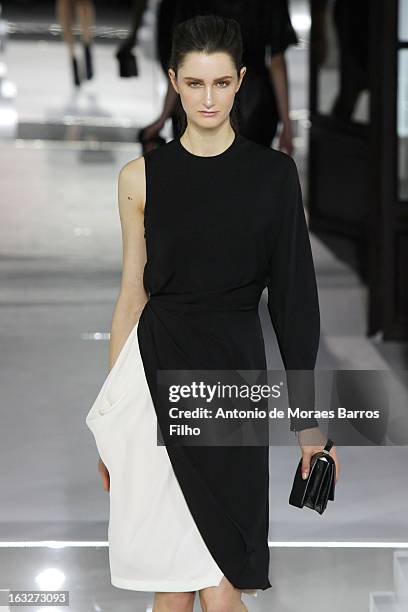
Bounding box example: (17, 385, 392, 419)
(289, 435, 337, 514)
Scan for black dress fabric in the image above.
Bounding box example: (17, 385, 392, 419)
(137, 130, 320, 590)
(157, 0, 299, 145)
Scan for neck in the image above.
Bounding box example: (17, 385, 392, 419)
(180, 121, 236, 157)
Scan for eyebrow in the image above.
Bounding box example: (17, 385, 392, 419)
(183, 75, 233, 81)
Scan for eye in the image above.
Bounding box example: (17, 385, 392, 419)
(187, 80, 231, 87)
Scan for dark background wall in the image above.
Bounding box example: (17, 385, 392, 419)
(1, 0, 134, 24)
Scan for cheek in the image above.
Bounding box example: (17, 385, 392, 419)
(219, 88, 236, 107)
(181, 88, 201, 107)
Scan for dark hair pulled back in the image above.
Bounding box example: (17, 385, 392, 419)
(169, 14, 244, 136)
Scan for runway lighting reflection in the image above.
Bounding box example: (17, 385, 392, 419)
(35, 568, 65, 591)
(291, 12, 311, 32)
(73, 226, 92, 236)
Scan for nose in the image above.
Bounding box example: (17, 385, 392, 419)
(203, 86, 214, 107)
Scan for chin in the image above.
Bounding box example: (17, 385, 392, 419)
(196, 114, 227, 128)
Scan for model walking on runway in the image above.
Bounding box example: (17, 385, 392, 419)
(86, 13, 340, 612)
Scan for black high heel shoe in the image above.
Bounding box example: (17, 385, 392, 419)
(83, 43, 94, 80)
(72, 55, 81, 87)
(115, 46, 138, 78)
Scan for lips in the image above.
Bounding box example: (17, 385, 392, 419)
(200, 111, 218, 116)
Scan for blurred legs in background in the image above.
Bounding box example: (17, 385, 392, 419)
(56, 0, 96, 87)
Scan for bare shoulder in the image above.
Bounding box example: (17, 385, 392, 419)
(118, 155, 146, 214)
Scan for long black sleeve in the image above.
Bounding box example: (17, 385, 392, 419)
(266, 157, 320, 432)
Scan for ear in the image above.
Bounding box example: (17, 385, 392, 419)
(236, 66, 247, 92)
(168, 69, 180, 94)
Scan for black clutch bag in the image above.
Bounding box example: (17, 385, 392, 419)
(115, 48, 138, 78)
(289, 438, 336, 514)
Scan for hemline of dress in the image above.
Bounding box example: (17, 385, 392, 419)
(111, 574, 224, 593)
(111, 575, 259, 596)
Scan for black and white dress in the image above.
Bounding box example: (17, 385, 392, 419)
(85, 131, 320, 595)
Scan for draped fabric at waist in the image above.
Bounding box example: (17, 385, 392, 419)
(146, 283, 265, 313)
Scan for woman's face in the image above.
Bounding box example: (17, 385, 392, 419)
(169, 51, 246, 129)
